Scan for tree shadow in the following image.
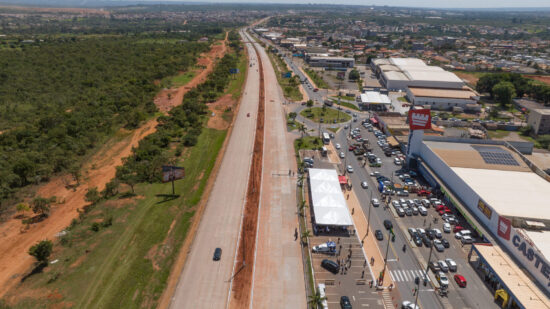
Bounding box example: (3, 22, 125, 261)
(20, 263, 47, 283)
(155, 194, 180, 204)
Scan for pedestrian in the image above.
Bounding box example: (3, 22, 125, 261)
(352, 208, 355, 215)
(363, 260, 367, 267)
(337, 237, 340, 244)
(361, 270, 365, 278)
(371, 257, 375, 265)
(423, 218, 426, 226)
(288, 169, 291, 176)
(346, 194, 349, 200)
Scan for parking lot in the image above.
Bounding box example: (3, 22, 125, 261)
(332, 118, 501, 309)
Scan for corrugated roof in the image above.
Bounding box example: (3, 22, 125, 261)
(360, 91, 391, 104)
(405, 70, 464, 83)
(409, 87, 478, 99)
(383, 70, 409, 81)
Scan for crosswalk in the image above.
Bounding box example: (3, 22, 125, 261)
(381, 289, 394, 309)
(389, 269, 430, 282)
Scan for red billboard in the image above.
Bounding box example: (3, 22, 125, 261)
(497, 216, 511, 241)
(408, 109, 432, 130)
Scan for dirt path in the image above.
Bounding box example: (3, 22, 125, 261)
(154, 32, 229, 113)
(0, 34, 228, 297)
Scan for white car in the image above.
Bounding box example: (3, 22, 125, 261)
(461, 235, 473, 244)
(401, 301, 419, 309)
(437, 271, 449, 287)
(335, 143, 341, 149)
(361, 181, 368, 189)
(394, 158, 402, 165)
(371, 198, 380, 207)
(455, 230, 472, 239)
(370, 171, 380, 177)
(418, 206, 427, 216)
(443, 223, 451, 233)
(339, 152, 345, 159)
(347, 165, 354, 173)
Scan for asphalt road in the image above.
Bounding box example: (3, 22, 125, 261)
(332, 121, 499, 309)
(169, 30, 260, 309)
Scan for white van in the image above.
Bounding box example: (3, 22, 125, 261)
(318, 283, 329, 309)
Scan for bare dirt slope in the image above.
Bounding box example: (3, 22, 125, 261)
(0, 36, 228, 297)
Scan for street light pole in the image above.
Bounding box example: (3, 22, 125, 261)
(380, 229, 391, 284)
(416, 239, 434, 309)
(366, 190, 372, 236)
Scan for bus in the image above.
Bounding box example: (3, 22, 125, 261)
(322, 132, 330, 145)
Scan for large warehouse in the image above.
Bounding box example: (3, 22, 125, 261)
(406, 86, 481, 111)
(407, 132, 550, 308)
(372, 58, 465, 91)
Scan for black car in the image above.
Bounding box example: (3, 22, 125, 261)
(340, 296, 352, 309)
(375, 230, 384, 241)
(213, 247, 222, 261)
(422, 236, 432, 248)
(321, 259, 340, 274)
(426, 229, 436, 240)
(441, 238, 450, 248)
(413, 235, 423, 247)
(383, 219, 393, 230)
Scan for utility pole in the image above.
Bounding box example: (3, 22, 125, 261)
(381, 229, 391, 284)
(416, 239, 434, 309)
(366, 190, 372, 236)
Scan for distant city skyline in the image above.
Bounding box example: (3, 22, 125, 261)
(151, 0, 550, 8)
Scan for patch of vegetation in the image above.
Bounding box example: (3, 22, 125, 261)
(165, 70, 196, 88)
(295, 136, 323, 151)
(339, 101, 360, 111)
(487, 130, 511, 139)
(300, 107, 351, 123)
(327, 127, 340, 133)
(397, 96, 409, 103)
(266, 48, 303, 101)
(476, 72, 550, 106)
(304, 68, 329, 89)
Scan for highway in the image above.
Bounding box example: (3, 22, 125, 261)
(168, 30, 260, 308)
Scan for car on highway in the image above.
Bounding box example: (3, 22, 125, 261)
(321, 259, 340, 274)
(434, 240, 445, 252)
(335, 143, 341, 149)
(371, 198, 380, 207)
(383, 219, 393, 230)
(347, 165, 354, 173)
(446, 258, 457, 272)
(437, 271, 450, 287)
(443, 223, 451, 233)
(361, 181, 368, 189)
(213, 247, 222, 261)
(339, 152, 345, 159)
(375, 230, 384, 241)
(454, 274, 467, 288)
(340, 296, 353, 309)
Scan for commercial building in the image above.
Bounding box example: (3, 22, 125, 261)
(527, 109, 550, 135)
(407, 132, 550, 308)
(359, 91, 391, 111)
(372, 57, 465, 91)
(308, 168, 353, 228)
(306, 56, 355, 69)
(406, 86, 480, 111)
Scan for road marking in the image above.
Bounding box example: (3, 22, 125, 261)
(353, 296, 356, 301)
(387, 258, 397, 262)
(403, 270, 410, 281)
(389, 270, 395, 281)
(381, 290, 394, 309)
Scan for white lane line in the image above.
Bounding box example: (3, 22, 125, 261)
(389, 270, 395, 282)
(395, 270, 401, 282)
(403, 270, 410, 281)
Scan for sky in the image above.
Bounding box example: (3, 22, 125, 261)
(151, 0, 550, 9)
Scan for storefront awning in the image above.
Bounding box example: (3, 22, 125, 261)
(370, 117, 378, 124)
(338, 176, 347, 185)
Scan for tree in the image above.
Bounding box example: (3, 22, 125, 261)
(298, 200, 308, 217)
(493, 81, 516, 107)
(289, 112, 297, 120)
(29, 240, 53, 264)
(349, 69, 360, 81)
(308, 290, 327, 307)
(102, 179, 119, 198)
(32, 197, 51, 216)
(301, 229, 311, 244)
(116, 165, 138, 193)
(85, 187, 101, 205)
(306, 100, 314, 107)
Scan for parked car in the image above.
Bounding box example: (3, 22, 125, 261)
(434, 240, 445, 252)
(340, 296, 352, 309)
(446, 258, 457, 272)
(321, 259, 340, 274)
(441, 238, 450, 248)
(437, 271, 449, 287)
(433, 228, 443, 239)
(396, 207, 405, 217)
(429, 261, 440, 273)
(413, 235, 423, 247)
(453, 225, 465, 233)
(213, 247, 222, 261)
(455, 230, 471, 239)
(375, 229, 384, 241)
(454, 274, 467, 288)
(438, 260, 449, 272)
(396, 190, 409, 197)
(422, 236, 432, 248)
(383, 219, 393, 230)
(461, 235, 473, 244)
(418, 206, 428, 216)
(443, 223, 451, 233)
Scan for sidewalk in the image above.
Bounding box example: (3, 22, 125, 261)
(345, 186, 394, 287)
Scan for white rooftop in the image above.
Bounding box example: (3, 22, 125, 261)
(308, 168, 353, 226)
(524, 231, 550, 262)
(383, 70, 409, 81)
(452, 167, 550, 220)
(405, 70, 464, 83)
(360, 92, 391, 104)
(390, 57, 427, 67)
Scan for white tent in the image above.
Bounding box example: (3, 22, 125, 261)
(308, 168, 353, 226)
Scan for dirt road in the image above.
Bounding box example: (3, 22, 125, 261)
(0, 37, 228, 297)
(168, 30, 260, 309)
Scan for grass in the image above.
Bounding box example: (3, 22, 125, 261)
(327, 127, 340, 133)
(287, 115, 299, 131)
(295, 136, 323, 151)
(332, 95, 355, 101)
(304, 68, 329, 89)
(6, 128, 228, 309)
(227, 50, 248, 99)
(300, 107, 351, 124)
(397, 96, 409, 103)
(488, 130, 511, 139)
(339, 101, 360, 111)
(168, 70, 196, 88)
(266, 50, 303, 101)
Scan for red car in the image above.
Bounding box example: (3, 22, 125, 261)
(435, 205, 445, 211)
(418, 190, 432, 196)
(349, 146, 356, 151)
(454, 274, 467, 287)
(453, 225, 464, 233)
(313, 88, 319, 92)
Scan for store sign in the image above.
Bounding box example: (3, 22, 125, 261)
(511, 232, 550, 288)
(408, 109, 431, 130)
(477, 199, 493, 220)
(497, 216, 511, 241)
